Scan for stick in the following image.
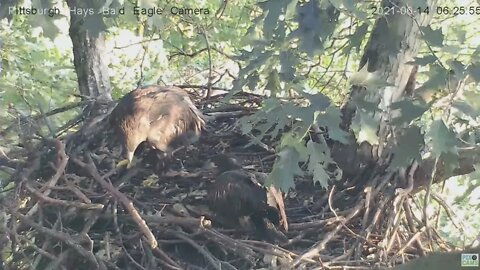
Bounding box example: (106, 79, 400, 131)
(72, 156, 158, 249)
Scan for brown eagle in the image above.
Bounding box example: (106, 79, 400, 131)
(206, 154, 288, 243)
(109, 85, 205, 168)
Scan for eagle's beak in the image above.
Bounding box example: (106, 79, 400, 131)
(117, 151, 135, 168)
(116, 159, 130, 168)
(268, 186, 288, 232)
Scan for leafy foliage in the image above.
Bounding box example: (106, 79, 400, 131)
(2, 0, 480, 267)
(1, 0, 479, 219)
(427, 120, 458, 157)
(390, 125, 424, 169)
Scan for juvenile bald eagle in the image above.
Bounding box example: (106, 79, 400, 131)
(206, 154, 288, 243)
(109, 85, 205, 168)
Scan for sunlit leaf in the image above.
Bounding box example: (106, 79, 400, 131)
(266, 147, 303, 192)
(415, 64, 448, 100)
(342, 0, 368, 20)
(317, 107, 349, 144)
(306, 140, 334, 188)
(350, 63, 389, 90)
(351, 111, 379, 145)
(30, 15, 60, 40)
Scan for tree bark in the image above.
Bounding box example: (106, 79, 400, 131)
(343, 0, 436, 126)
(334, 0, 444, 188)
(66, 0, 112, 100)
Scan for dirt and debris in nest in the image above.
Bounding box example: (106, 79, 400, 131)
(0, 93, 387, 270)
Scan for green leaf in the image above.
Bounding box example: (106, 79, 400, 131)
(441, 45, 461, 54)
(420, 26, 444, 47)
(82, 14, 107, 37)
(427, 119, 458, 157)
(266, 147, 303, 192)
(316, 106, 349, 144)
(306, 141, 335, 188)
(229, 49, 273, 99)
(413, 0, 429, 9)
(246, 72, 260, 91)
(285, 0, 299, 20)
(410, 55, 437, 66)
(448, 59, 465, 79)
(300, 91, 331, 110)
(350, 63, 390, 90)
(463, 90, 480, 110)
(466, 64, 480, 82)
(351, 111, 379, 145)
(294, 1, 337, 57)
(139, 0, 155, 8)
(452, 101, 480, 118)
(415, 64, 448, 93)
(265, 69, 281, 94)
(352, 92, 381, 114)
(389, 126, 424, 169)
(343, 23, 369, 54)
(258, 0, 288, 38)
(280, 132, 308, 159)
(455, 29, 467, 44)
(0, 0, 19, 20)
(30, 15, 60, 40)
(239, 119, 253, 134)
(279, 51, 297, 82)
(440, 151, 460, 177)
(342, 0, 368, 20)
(390, 99, 428, 126)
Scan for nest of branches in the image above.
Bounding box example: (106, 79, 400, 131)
(0, 92, 457, 270)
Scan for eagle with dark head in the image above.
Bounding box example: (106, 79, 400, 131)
(109, 85, 205, 168)
(206, 154, 288, 243)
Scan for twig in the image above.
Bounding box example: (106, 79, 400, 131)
(2, 101, 85, 136)
(26, 140, 69, 217)
(392, 226, 426, 259)
(170, 230, 222, 270)
(423, 157, 439, 247)
(11, 211, 100, 268)
(112, 200, 147, 270)
(430, 191, 464, 232)
(290, 202, 363, 267)
(24, 183, 104, 210)
(203, 29, 213, 99)
(72, 156, 158, 249)
(328, 186, 372, 244)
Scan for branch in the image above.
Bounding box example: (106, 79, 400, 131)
(72, 156, 158, 249)
(290, 202, 364, 267)
(11, 211, 100, 268)
(26, 140, 69, 217)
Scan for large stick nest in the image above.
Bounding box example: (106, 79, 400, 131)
(0, 92, 453, 270)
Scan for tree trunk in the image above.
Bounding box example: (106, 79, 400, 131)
(66, 0, 112, 101)
(335, 0, 438, 184)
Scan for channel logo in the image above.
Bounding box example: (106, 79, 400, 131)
(461, 253, 479, 267)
